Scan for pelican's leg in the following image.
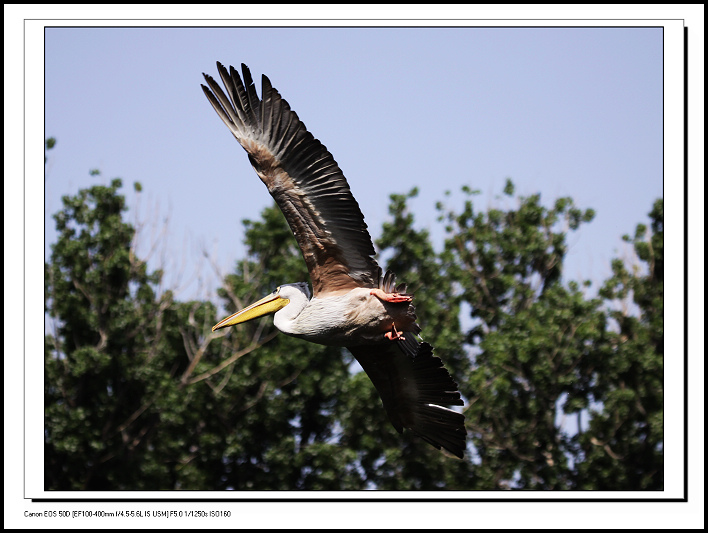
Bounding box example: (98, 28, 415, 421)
(370, 288, 412, 303)
(384, 322, 405, 341)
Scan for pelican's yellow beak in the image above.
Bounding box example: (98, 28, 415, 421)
(212, 289, 290, 332)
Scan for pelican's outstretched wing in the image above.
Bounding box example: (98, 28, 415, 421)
(349, 334, 466, 459)
(202, 63, 380, 297)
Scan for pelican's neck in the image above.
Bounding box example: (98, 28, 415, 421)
(272, 284, 311, 335)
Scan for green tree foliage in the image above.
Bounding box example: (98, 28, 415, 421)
(45, 176, 180, 489)
(45, 177, 358, 489)
(578, 199, 664, 489)
(45, 137, 56, 163)
(434, 182, 608, 488)
(45, 164, 663, 490)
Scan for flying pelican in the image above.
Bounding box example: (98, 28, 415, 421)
(202, 63, 466, 458)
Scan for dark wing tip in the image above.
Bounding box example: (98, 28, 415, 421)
(350, 336, 466, 459)
(410, 405, 467, 459)
(408, 341, 467, 458)
(412, 342, 465, 407)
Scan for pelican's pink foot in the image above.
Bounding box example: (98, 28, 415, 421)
(370, 288, 412, 303)
(384, 323, 405, 341)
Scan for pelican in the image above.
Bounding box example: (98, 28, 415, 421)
(202, 63, 466, 458)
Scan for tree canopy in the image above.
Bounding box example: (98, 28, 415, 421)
(45, 163, 663, 490)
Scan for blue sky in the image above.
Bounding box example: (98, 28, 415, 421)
(43, 27, 665, 302)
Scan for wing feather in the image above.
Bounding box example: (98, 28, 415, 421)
(349, 334, 466, 459)
(202, 63, 379, 296)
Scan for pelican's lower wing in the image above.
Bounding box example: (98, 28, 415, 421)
(348, 335, 466, 458)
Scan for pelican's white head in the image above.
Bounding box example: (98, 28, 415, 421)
(212, 282, 311, 332)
